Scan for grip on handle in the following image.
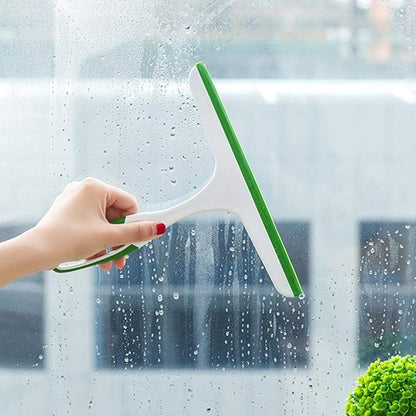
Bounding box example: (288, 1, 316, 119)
(53, 216, 138, 273)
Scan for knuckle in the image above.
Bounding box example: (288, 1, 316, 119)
(81, 177, 98, 187)
(130, 225, 145, 243)
(63, 181, 79, 193)
(136, 223, 152, 241)
(132, 226, 143, 242)
(79, 177, 102, 194)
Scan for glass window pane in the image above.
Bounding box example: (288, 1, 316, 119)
(359, 222, 416, 366)
(3, 0, 416, 414)
(0, 0, 53, 77)
(96, 219, 310, 370)
(0, 226, 44, 369)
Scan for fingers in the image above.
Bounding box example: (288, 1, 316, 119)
(104, 183, 140, 220)
(53, 178, 161, 273)
(66, 178, 140, 220)
(104, 221, 166, 248)
(99, 261, 112, 271)
(98, 257, 125, 271)
(63, 181, 81, 193)
(93, 221, 167, 272)
(112, 256, 126, 270)
(106, 205, 136, 222)
(87, 249, 111, 271)
(90, 248, 126, 271)
(88, 179, 140, 223)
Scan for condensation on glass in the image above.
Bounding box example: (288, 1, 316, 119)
(2, 0, 416, 415)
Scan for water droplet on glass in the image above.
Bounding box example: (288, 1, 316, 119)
(173, 292, 179, 300)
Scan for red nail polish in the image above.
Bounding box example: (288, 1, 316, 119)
(155, 223, 166, 235)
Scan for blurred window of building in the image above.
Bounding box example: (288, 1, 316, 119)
(0, 226, 45, 369)
(96, 220, 310, 369)
(359, 221, 416, 366)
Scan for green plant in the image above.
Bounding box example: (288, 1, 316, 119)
(345, 355, 416, 415)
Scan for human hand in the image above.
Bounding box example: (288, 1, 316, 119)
(34, 178, 166, 271)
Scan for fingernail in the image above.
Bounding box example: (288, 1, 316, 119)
(154, 223, 166, 235)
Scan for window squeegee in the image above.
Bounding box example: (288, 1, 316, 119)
(55, 62, 303, 298)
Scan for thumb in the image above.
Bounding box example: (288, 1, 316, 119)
(104, 221, 166, 247)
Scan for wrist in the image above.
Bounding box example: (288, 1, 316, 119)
(20, 226, 57, 271)
(0, 227, 52, 288)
